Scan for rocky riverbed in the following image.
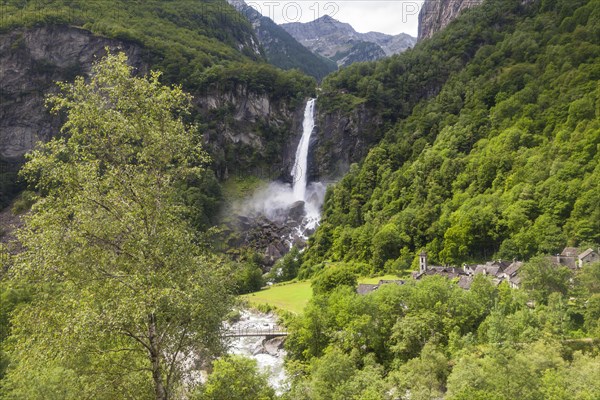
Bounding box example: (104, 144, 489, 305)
(228, 310, 288, 393)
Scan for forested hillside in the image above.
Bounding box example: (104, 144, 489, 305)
(0, 0, 599, 399)
(0, 0, 262, 84)
(303, 0, 600, 275)
(0, 0, 316, 210)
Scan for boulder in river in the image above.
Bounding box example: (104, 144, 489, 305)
(287, 201, 306, 223)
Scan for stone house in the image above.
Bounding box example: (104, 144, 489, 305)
(402, 247, 597, 293)
(549, 247, 599, 270)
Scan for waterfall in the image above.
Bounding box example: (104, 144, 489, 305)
(234, 98, 325, 248)
(291, 98, 316, 202)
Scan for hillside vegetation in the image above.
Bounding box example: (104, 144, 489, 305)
(303, 0, 600, 275)
(0, 0, 316, 211)
(0, 0, 316, 96)
(1, 0, 259, 82)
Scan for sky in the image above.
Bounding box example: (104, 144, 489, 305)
(246, 1, 425, 36)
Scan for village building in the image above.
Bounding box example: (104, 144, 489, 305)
(499, 261, 524, 289)
(579, 248, 599, 269)
(548, 247, 599, 270)
(550, 247, 580, 270)
(413, 252, 464, 279)
(359, 247, 598, 295)
(356, 284, 380, 295)
(411, 247, 597, 291)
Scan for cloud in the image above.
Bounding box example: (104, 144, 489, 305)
(247, 0, 425, 36)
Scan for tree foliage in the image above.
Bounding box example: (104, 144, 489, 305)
(1, 53, 231, 399)
(302, 0, 600, 273)
(193, 356, 276, 400)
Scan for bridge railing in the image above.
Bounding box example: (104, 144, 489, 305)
(225, 325, 289, 337)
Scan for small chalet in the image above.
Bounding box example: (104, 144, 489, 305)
(579, 248, 599, 268)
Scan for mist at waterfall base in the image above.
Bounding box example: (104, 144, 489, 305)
(242, 181, 326, 232)
(236, 99, 326, 240)
(226, 100, 322, 393)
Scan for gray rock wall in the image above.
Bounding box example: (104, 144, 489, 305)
(418, 0, 484, 41)
(310, 102, 383, 181)
(0, 26, 147, 163)
(0, 25, 305, 180)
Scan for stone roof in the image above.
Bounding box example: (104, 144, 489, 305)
(474, 265, 501, 277)
(378, 280, 405, 286)
(553, 255, 578, 270)
(357, 280, 405, 295)
(357, 284, 379, 295)
(457, 275, 473, 290)
(579, 248, 596, 260)
(503, 261, 523, 277)
(561, 247, 580, 257)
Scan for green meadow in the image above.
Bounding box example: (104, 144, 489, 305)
(242, 275, 403, 314)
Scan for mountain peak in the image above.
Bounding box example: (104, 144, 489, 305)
(281, 17, 416, 67)
(314, 14, 337, 23)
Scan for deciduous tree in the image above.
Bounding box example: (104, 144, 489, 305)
(3, 52, 231, 400)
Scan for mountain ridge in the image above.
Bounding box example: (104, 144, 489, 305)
(227, 0, 337, 79)
(281, 15, 416, 67)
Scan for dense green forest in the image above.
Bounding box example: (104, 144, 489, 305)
(1, 0, 599, 399)
(302, 0, 600, 275)
(280, 260, 600, 400)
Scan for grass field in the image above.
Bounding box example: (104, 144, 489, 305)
(242, 281, 313, 314)
(242, 274, 404, 314)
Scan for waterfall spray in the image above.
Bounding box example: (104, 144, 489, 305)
(237, 98, 325, 241)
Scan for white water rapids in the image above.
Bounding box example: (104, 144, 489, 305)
(228, 311, 288, 393)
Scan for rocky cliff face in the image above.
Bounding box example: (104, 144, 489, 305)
(281, 15, 416, 67)
(331, 41, 386, 67)
(418, 0, 484, 41)
(196, 86, 306, 180)
(309, 103, 383, 181)
(0, 25, 305, 180)
(0, 26, 147, 164)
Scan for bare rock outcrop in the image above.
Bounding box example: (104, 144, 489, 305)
(0, 26, 147, 163)
(418, 0, 484, 41)
(0, 25, 306, 181)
